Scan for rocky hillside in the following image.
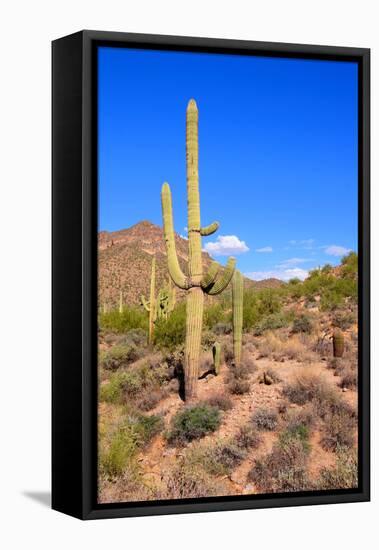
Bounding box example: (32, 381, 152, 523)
(98, 221, 282, 308)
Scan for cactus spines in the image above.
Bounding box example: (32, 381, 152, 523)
(119, 290, 123, 314)
(213, 342, 221, 375)
(232, 270, 243, 365)
(333, 328, 344, 358)
(161, 99, 236, 399)
(141, 256, 156, 344)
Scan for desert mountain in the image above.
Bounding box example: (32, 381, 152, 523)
(98, 221, 282, 309)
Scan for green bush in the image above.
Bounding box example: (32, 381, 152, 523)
(279, 425, 310, 453)
(154, 302, 186, 350)
(99, 307, 148, 333)
(167, 405, 221, 445)
(242, 288, 283, 330)
(254, 312, 290, 336)
(99, 412, 163, 478)
(100, 363, 164, 405)
(292, 314, 312, 334)
(204, 303, 226, 330)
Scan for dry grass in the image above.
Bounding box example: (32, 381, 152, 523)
(257, 332, 317, 363)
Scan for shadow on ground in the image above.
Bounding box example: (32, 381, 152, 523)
(23, 491, 51, 508)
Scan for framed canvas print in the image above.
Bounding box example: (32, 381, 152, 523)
(52, 30, 370, 520)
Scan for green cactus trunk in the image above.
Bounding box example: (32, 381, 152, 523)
(161, 99, 236, 400)
(333, 328, 344, 358)
(119, 290, 123, 314)
(141, 257, 156, 345)
(232, 270, 243, 365)
(213, 342, 221, 375)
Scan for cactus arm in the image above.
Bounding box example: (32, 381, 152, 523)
(161, 182, 190, 290)
(200, 221, 219, 236)
(201, 261, 220, 289)
(140, 295, 150, 312)
(206, 257, 236, 295)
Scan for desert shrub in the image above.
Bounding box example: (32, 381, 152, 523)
(279, 425, 310, 453)
(100, 430, 138, 478)
(242, 288, 283, 330)
(227, 379, 250, 395)
(257, 332, 316, 363)
(260, 367, 282, 384)
(167, 405, 221, 445)
(292, 314, 312, 334)
(234, 424, 262, 450)
(282, 372, 333, 406)
(212, 322, 232, 335)
(136, 388, 167, 411)
(339, 369, 357, 389)
(100, 344, 140, 371)
(116, 328, 147, 347)
(285, 406, 314, 432)
(100, 363, 164, 405)
(99, 412, 163, 478)
(201, 331, 216, 349)
(154, 302, 186, 350)
(321, 406, 356, 451)
(225, 360, 254, 395)
(223, 343, 234, 365)
(332, 311, 356, 330)
(189, 439, 246, 476)
(248, 437, 309, 493)
(252, 408, 278, 431)
(201, 392, 233, 411)
(227, 362, 254, 381)
(204, 303, 226, 329)
(132, 413, 164, 444)
(162, 463, 228, 499)
(317, 447, 358, 489)
(254, 312, 290, 336)
(99, 306, 148, 333)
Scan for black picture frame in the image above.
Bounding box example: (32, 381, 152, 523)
(52, 30, 370, 520)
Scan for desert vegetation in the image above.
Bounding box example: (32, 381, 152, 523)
(98, 100, 358, 503)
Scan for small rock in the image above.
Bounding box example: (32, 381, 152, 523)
(342, 387, 348, 392)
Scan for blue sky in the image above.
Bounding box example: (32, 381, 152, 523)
(98, 47, 358, 281)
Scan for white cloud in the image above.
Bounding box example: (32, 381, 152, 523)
(277, 257, 313, 268)
(179, 234, 188, 240)
(256, 246, 273, 253)
(289, 239, 315, 249)
(204, 235, 249, 256)
(324, 245, 351, 257)
(245, 267, 309, 282)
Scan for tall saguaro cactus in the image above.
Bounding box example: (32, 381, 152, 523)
(161, 99, 236, 399)
(141, 256, 156, 344)
(232, 270, 243, 365)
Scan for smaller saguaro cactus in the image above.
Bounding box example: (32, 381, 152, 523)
(141, 256, 156, 344)
(119, 289, 123, 314)
(333, 328, 344, 358)
(232, 270, 243, 365)
(212, 342, 221, 375)
(156, 278, 176, 320)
